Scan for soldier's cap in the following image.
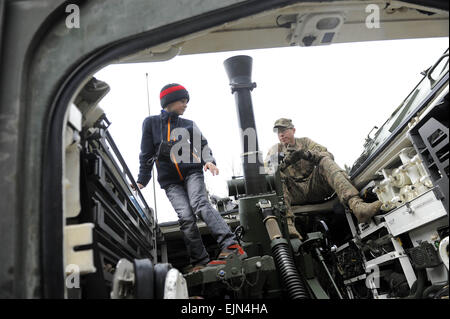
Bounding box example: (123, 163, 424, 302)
(273, 118, 294, 132)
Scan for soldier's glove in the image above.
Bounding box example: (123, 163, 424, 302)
(280, 149, 328, 171)
(295, 149, 313, 161)
(293, 149, 326, 165)
(279, 149, 309, 171)
(307, 150, 327, 165)
(289, 149, 312, 163)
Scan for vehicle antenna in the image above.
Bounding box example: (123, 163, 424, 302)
(146, 72, 159, 225)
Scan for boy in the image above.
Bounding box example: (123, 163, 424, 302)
(136, 83, 246, 271)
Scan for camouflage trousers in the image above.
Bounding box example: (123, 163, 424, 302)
(282, 157, 359, 219)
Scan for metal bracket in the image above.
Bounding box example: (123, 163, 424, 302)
(64, 223, 96, 275)
(220, 253, 245, 281)
(256, 199, 272, 210)
(230, 82, 257, 93)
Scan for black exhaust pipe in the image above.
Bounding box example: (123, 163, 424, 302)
(224, 55, 267, 195)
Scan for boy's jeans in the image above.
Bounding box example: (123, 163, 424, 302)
(164, 171, 237, 265)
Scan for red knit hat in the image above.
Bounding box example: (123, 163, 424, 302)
(160, 83, 190, 108)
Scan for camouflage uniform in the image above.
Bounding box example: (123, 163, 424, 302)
(265, 118, 381, 234)
(266, 137, 358, 212)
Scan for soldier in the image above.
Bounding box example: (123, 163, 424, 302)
(265, 118, 382, 239)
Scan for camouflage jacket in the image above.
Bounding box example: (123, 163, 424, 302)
(265, 137, 334, 181)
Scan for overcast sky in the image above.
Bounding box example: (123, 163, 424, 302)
(95, 37, 448, 223)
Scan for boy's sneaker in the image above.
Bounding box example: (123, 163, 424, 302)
(207, 244, 247, 266)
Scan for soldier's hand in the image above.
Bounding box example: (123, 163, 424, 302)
(285, 149, 309, 165)
(291, 149, 313, 162)
(279, 149, 313, 172)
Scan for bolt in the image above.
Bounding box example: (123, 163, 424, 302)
(218, 270, 226, 278)
(231, 267, 238, 275)
(255, 261, 262, 269)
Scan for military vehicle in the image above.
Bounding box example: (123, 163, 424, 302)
(0, 0, 448, 299)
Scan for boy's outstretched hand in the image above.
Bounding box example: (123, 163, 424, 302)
(204, 162, 219, 176)
(131, 183, 145, 190)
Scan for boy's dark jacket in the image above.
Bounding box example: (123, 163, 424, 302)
(137, 110, 216, 189)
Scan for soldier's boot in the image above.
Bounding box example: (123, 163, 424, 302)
(283, 190, 304, 240)
(319, 157, 382, 224)
(348, 197, 383, 224)
(287, 217, 303, 240)
(285, 206, 303, 240)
